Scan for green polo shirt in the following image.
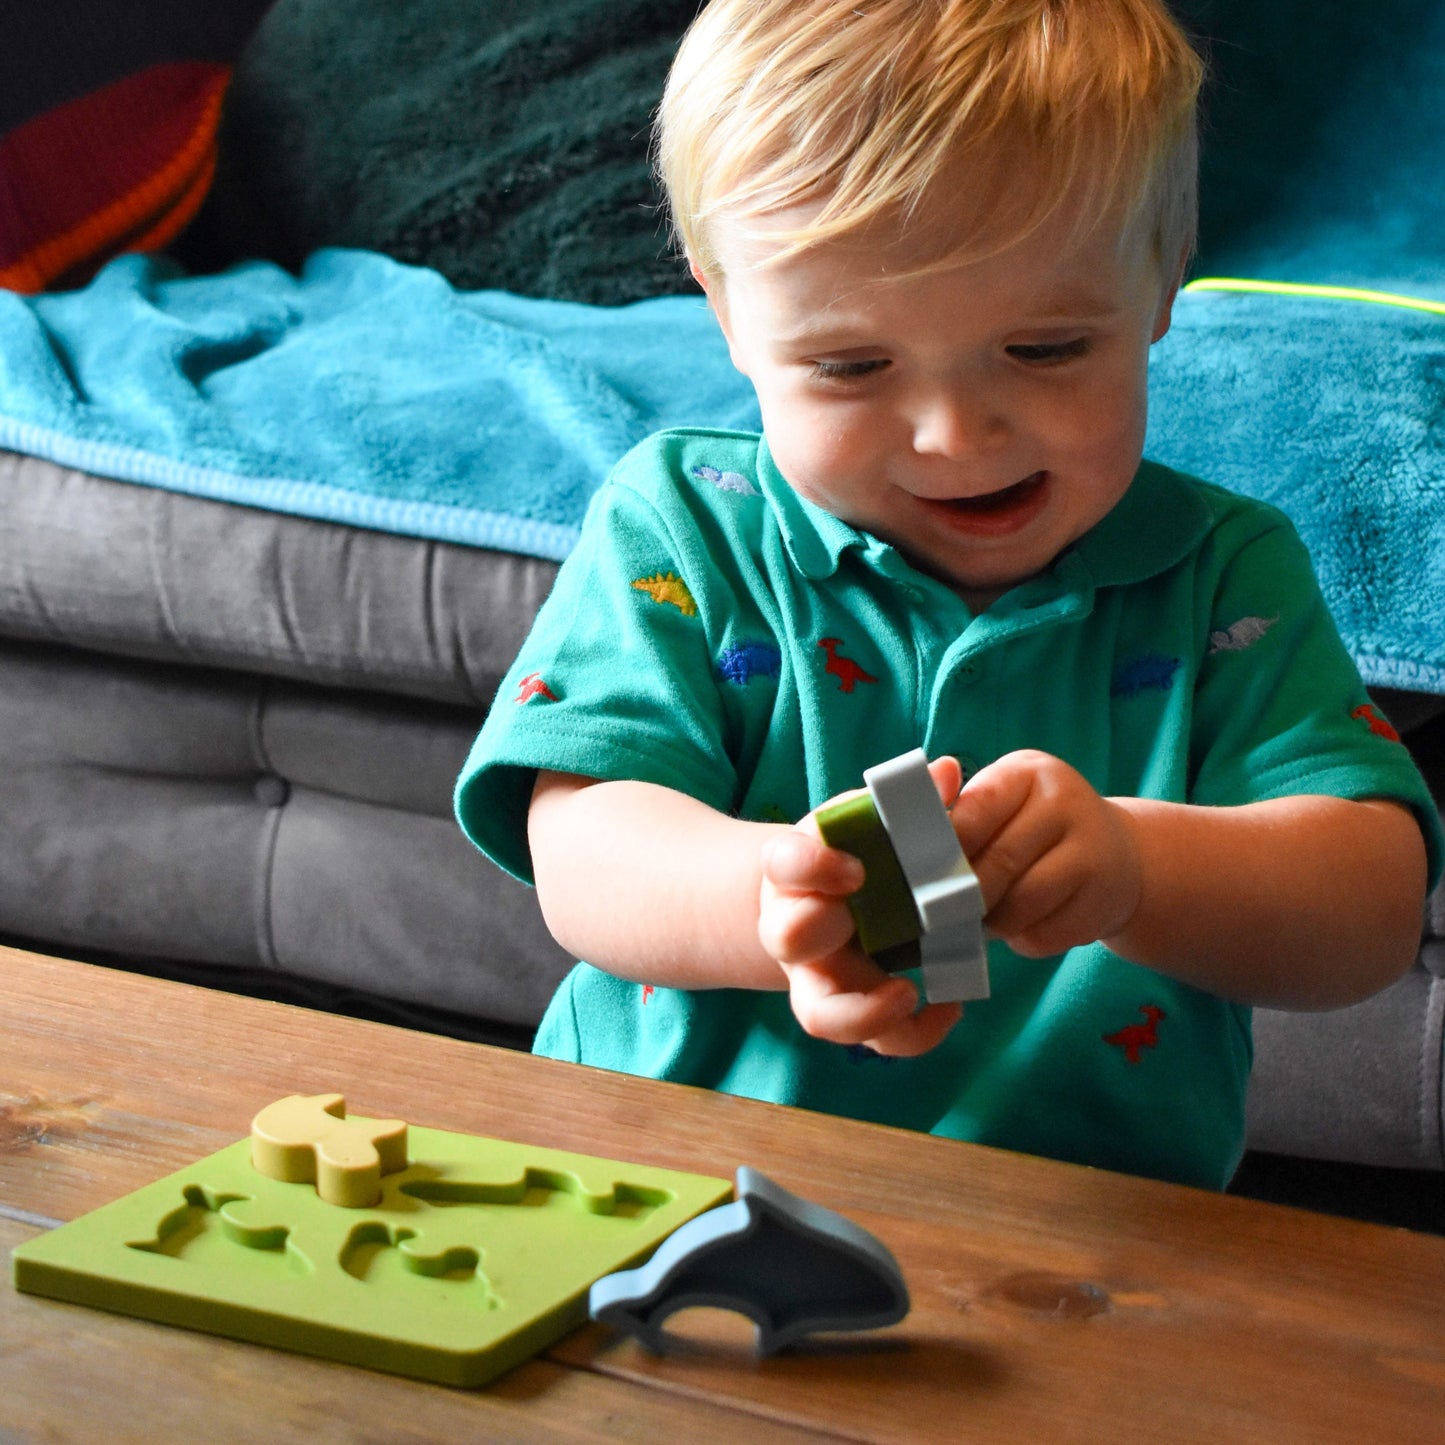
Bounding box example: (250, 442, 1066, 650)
(456, 428, 1442, 1189)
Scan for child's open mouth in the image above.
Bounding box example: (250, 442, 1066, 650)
(920, 471, 1050, 537)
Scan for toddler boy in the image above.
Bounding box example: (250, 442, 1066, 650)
(456, 0, 1440, 1187)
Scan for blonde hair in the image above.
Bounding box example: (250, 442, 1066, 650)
(657, 0, 1203, 278)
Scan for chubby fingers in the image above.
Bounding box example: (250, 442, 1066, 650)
(761, 823, 864, 889)
(763, 754, 969, 972)
(866, 999, 965, 1056)
(782, 954, 963, 1057)
(758, 828, 864, 965)
(952, 754, 1061, 910)
(950, 750, 1136, 955)
(925, 753, 965, 810)
(782, 952, 915, 1040)
(949, 750, 1046, 855)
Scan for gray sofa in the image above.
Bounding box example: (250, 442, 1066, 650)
(0, 448, 574, 1040)
(5, 442, 1445, 1177)
(3, 0, 1444, 1193)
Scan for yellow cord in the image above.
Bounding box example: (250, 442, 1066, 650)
(1184, 277, 1445, 318)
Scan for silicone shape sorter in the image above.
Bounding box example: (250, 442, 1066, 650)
(10, 1093, 733, 1388)
(816, 748, 990, 1004)
(590, 1166, 909, 1355)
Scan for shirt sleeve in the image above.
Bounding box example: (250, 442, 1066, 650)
(454, 451, 743, 883)
(1189, 513, 1443, 887)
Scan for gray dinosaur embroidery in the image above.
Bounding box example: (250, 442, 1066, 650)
(691, 464, 761, 497)
(1208, 615, 1279, 654)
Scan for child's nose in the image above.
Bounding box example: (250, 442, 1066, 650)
(910, 387, 1009, 459)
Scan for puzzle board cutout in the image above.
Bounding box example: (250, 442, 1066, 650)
(11, 1096, 732, 1387)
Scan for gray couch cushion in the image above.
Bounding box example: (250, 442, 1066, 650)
(0, 637, 573, 1026)
(1249, 964, 1445, 1170)
(0, 449, 560, 705)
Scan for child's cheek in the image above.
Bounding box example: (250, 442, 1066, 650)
(769, 407, 854, 493)
(814, 401, 882, 471)
(1058, 373, 1149, 458)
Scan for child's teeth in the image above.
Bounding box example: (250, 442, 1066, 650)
(959, 474, 1038, 510)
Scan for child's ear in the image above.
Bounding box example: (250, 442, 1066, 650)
(691, 257, 742, 363)
(1151, 249, 1189, 344)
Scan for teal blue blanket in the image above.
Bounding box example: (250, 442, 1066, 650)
(0, 249, 760, 560)
(1149, 282, 1445, 696)
(0, 250, 1440, 693)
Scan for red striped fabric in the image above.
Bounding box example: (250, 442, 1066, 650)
(0, 60, 230, 292)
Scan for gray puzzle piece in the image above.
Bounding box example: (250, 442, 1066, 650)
(588, 1166, 909, 1355)
(864, 749, 990, 1003)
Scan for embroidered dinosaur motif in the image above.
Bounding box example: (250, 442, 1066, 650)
(641, 984, 655, 1005)
(691, 464, 760, 497)
(1352, 703, 1401, 742)
(1111, 652, 1181, 698)
(1208, 615, 1279, 654)
(1103, 1005, 1167, 1064)
(515, 672, 558, 704)
(631, 571, 698, 616)
(718, 640, 782, 685)
(818, 637, 879, 694)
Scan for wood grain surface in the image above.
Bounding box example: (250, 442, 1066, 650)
(3, 945, 1444, 1443)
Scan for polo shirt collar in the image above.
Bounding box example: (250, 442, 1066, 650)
(1057, 459, 1213, 591)
(757, 439, 1212, 594)
(757, 437, 863, 580)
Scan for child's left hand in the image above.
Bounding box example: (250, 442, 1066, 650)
(949, 750, 1143, 958)
(758, 749, 1142, 1050)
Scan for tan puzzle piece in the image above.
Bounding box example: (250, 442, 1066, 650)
(250, 1093, 408, 1207)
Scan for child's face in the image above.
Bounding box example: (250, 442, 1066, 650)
(698, 201, 1179, 608)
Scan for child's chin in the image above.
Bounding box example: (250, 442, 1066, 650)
(903, 549, 1026, 607)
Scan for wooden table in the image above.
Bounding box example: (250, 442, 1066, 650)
(3, 946, 1444, 1443)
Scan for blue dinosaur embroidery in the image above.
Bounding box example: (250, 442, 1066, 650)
(691, 464, 761, 498)
(1111, 652, 1181, 698)
(718, 641, 782, 685)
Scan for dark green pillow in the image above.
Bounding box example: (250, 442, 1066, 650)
(175, 0, 700, 304)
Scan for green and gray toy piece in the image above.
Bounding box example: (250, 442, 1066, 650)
(815, 748, 990, 1004)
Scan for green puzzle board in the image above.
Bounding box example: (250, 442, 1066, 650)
(11, 1122, 733, 1387)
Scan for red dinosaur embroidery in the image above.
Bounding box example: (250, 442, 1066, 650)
(818, 637, 879, 694)
(515, 672, 558, 704)
(641, 984, 655, 1005)
(1103, 1005, 1167, 1064)
(1351, 704, 1401, 742)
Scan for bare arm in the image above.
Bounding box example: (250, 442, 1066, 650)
(531, 754, 1429, 1059)
(528, 770, 790, 990)
(952, 751, 1429, 1011)
(528, 768, 963, 1054)
(1106, 793, 1427, 1009)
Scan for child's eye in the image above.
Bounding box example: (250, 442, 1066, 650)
(810, 357, 889, 382)
(1006, 338, 1091, 365)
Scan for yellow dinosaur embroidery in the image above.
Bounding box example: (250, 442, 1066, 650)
(631, 571, 698, 616)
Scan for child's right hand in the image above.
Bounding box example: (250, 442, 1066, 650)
(757, 762, 966, 1057)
